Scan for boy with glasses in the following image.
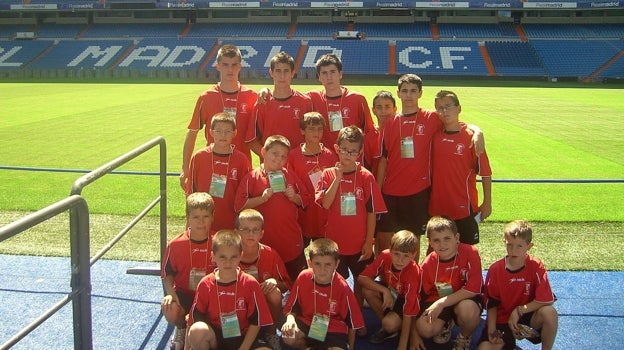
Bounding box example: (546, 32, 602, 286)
(316, 125, 387, 307)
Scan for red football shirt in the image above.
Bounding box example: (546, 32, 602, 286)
(283, 268, 365, 334)
(316, 165, 387, 255)
(186, 145, 251, 231)
(239, 243, 292, 290)
(420, 243, 483, 303)
(188, 84, 257, 161)
(360, 250, 422, 316)
(484, 255, 556, 323)
(429, 122, 492, 219)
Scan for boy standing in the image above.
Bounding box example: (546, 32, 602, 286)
(287, 112, 339, 242)
(478, 220, 558, 350)
(235, 135, 311, 282)
(161, 192, 216, 350)
(307, 53, 376, 149)
(316, 125, 387, 305)
(187, 229, 273, 350)
(182, 44, 256, 189)
(247, 51, 313, 156)
(281, 238, 366, 350)
(186, 112, 251, 232)
(415, 216, 484, 350)
(376, 74, 483, 262)
(429, 90, 492, 245)
(236, 209, 292, 350)
(358, 230, 422, 350)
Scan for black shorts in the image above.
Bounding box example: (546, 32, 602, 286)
(336, 253, 374, 280)
(454, 214, 480, 245)
(177, 290, 195, 314)
(377, 189, 430, 235)
(296, 318, 349, 350)
(284, 251, 308, 282)
(420, 295, 483, 323)
(206, 322, 268, 350)
(477, 312, 542, 350)
(373, 281, 406, 317)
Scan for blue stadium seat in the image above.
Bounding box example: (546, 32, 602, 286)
(531, 39, 623, 77)
(486, 41, 547, 76)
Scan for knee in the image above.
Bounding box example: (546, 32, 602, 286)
(187, 322, 213, 348)
(537, 305, 559, 326)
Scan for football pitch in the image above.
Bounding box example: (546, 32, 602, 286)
(1, 80, 623, 269)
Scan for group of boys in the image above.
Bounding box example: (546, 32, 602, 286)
(162, 44, 558, 350)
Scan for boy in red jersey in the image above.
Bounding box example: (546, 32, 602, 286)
(478, 220, 558, 350)
(287, 112, 338, 243)
(415, 216, 483, 350)
(187, 229, 273, 350)
(281, 238, 366, 350)
(316, 125, 387, 306)
(186, 112, 251, 232)
(161, 192, 216, 350)
(247, 51, 313, 156)
(358, 230, 422, 349)
(376, 74, 484, 262)
(236, 209, 292, 350)
(429, 90, 492, 245)
(307, 53, 376, 150)
(182, 44, 257, 189)
(234, 135, 311, 282)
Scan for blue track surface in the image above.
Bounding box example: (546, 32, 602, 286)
(1, 254, 622, 350)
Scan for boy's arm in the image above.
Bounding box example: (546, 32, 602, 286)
(422, 289, 476, 322)
(409, 318, 426, 350)
(181, 129, 199, 189)
(361, 212, 375, 260)
(479, 176, 492, 220)
(281, 313, 299, 338)
(376, 156, 387, 189)
(239, 324, 261, 350)
(241, 188, 273, 210)
(321, 169, 341, 209)
(466, 124, 485, 155)
(348, 328, 356, 350)
(248, 138, 263, 157)
(397, 315, 413, 350)
(485, 306, 503, 344)
(357, 275, 394, 310)
(509, 300, 555, 331)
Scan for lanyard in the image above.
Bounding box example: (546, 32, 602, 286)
(313, 273, 334, 317)
(216, 268, 239, 315)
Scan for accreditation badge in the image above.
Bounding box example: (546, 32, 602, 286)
(400, 137, 415, 158)
(188, 268, 206, 291)
(328, 111, 343, 132)
(209, 174, 227, 198)
(340, 192, 356, 216)
(220, 312, 242, 338)
(308, 313, 330, 342)
(435, 282, 454, 297)
(268, 171, 286, 192)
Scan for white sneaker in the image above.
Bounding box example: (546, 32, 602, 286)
(433, 319, 455, 344)
(170, 327, 186, 350)
(452, 333, 471, 350)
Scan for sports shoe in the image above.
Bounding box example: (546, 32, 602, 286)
(368, 328, 398, 344)
(452, 334, 471, 350)
(170, 327, 186, 350)
(265, 332, 282, 350)
(433, 319, 455, 344)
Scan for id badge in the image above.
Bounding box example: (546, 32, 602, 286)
(223, 107, 237, 120)
(220, 312, 242, 338)
(389, 286, 398, 308)
(400, 137, 415, 158)
(340, 193, 356, 216)
(209, 174, 227, 198)
(329, 111, 343, 132)
(188, 268, 206, 291)
(435, 282, 454, 297)
(308, 313, 329, 342)
(268, 171, 286, 192)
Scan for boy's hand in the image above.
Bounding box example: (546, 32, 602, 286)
(422, 299, 444, 323)
(333, 162, 345, 178)
(257, 88, 272, 105)
(179, 172, 187, 190)
(284, 185, 297, 201)
(409, 332, 426, 350)
(479, 201, 492, 220)
(161, 294, 179, 311)
(260, 278, 279, 294)
(262, 188, 274, 202)
(281, 318, 298, 339)
(488, 329, 504, 344)
(360, 244, 373, 262)
(381, 288, 394, 310)
(507, 308, 521, 338)
(468, 125, 485, 155)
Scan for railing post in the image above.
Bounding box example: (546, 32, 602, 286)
(70, 200, 93, 350)
(160, 140, 168, 263)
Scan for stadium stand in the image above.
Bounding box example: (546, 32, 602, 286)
(394, 40, 490, 76)
(187, 23, 290, 38)
(81, 23, 184, 38)
(35, 23, 85, 39)
(486, 41, 547, 76)
(352, 22, 431, 38)
(437, 23, 518, 39)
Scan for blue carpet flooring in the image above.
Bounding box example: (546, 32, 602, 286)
(1, 254, 622, 350)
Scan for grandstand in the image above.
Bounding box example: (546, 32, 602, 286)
(0, 1, 623, 81)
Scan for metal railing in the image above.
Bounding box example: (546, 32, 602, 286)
(0, 136, 168, 349)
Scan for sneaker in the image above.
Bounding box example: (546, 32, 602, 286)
(170, 327, 186, 350)
(452, 334, 471, 350)
(368, 328, 398, 344)
(265, 332, 282, 350)
(433, 319, 455, 344)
